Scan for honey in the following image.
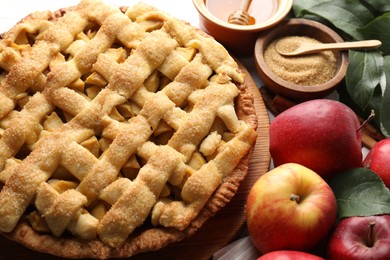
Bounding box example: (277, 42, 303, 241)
(206, 0, 278, 25)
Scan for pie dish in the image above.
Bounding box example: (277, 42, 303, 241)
(0, 0, 258, 258)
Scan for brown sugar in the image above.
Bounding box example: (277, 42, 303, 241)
(264, 36, 337, 86)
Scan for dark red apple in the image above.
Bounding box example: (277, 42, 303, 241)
(363, 139, 390, 188)
(270, 99, 362, 181)
(327, 215, 390, 260)
(258, 250, 324, 260)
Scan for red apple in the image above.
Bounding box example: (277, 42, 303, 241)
(246, 163, 337, 254)
(363, 139, 390, 188)
(327, 215, 390, 260)
(258, 250, 324, 260)
(270, 99, 362, 181)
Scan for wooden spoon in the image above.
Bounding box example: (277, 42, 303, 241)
(228, 0, 252, 25)
(276, 39, 382, 56)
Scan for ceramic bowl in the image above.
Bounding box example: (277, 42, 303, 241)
(192, 0, 293, 56)
(254, 18, 349, 102)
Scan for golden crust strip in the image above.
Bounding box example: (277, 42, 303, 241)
(154, 123, 257, 229)
(0, 142, 60, 232)
(98, 144, 186, 247)
(0, 92, 53, 170)
(0, 9, 89, 119)
(163, 17, 244, 84)
(35, 182, 87, 236)
(108, 30, 177, 98)
(77, 115, 153, 202)
(168, 82, 239, 160)
(0, 125, 94, 232)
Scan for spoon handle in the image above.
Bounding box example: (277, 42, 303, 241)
(283, 40, 382, 56)
(240, 0, 251, 11)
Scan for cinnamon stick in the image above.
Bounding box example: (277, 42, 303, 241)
(259, 87, 279, 115)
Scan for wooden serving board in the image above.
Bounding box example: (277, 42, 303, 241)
(0, 63, 271, 259)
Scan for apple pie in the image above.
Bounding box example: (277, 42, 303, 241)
(0, 0, 258, 258)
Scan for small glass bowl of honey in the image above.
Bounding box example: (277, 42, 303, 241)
(192, 0, 293, 56)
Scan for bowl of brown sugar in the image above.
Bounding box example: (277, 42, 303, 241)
(254, 18, 349, 102)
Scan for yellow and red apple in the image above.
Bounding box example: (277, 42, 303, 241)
(246, 163, 337, 254)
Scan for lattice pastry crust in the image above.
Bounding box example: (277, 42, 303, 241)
(0, 0, 258, 258)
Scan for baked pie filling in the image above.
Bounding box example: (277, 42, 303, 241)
(0, 0, 257, 257)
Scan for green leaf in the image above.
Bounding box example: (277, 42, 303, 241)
(380, 56, 390, 136)
(368, 84, 385, 132)
(358, 12, 390, 55)
(345, 50, 383, 109)
(329, 168, 390, 218)
(293, 0, 320, 16)
(362, 0, 390, 12)
(293, 0, 374, 40)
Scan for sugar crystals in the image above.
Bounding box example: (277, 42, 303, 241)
(264, 36, 337, 86)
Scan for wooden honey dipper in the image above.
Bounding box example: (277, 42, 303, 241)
(228, 0, 252, 25)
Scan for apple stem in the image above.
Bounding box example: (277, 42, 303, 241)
(357, 109, 375, 132)
(367, 221, 376, 248)
(289, 194, 300, 203)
